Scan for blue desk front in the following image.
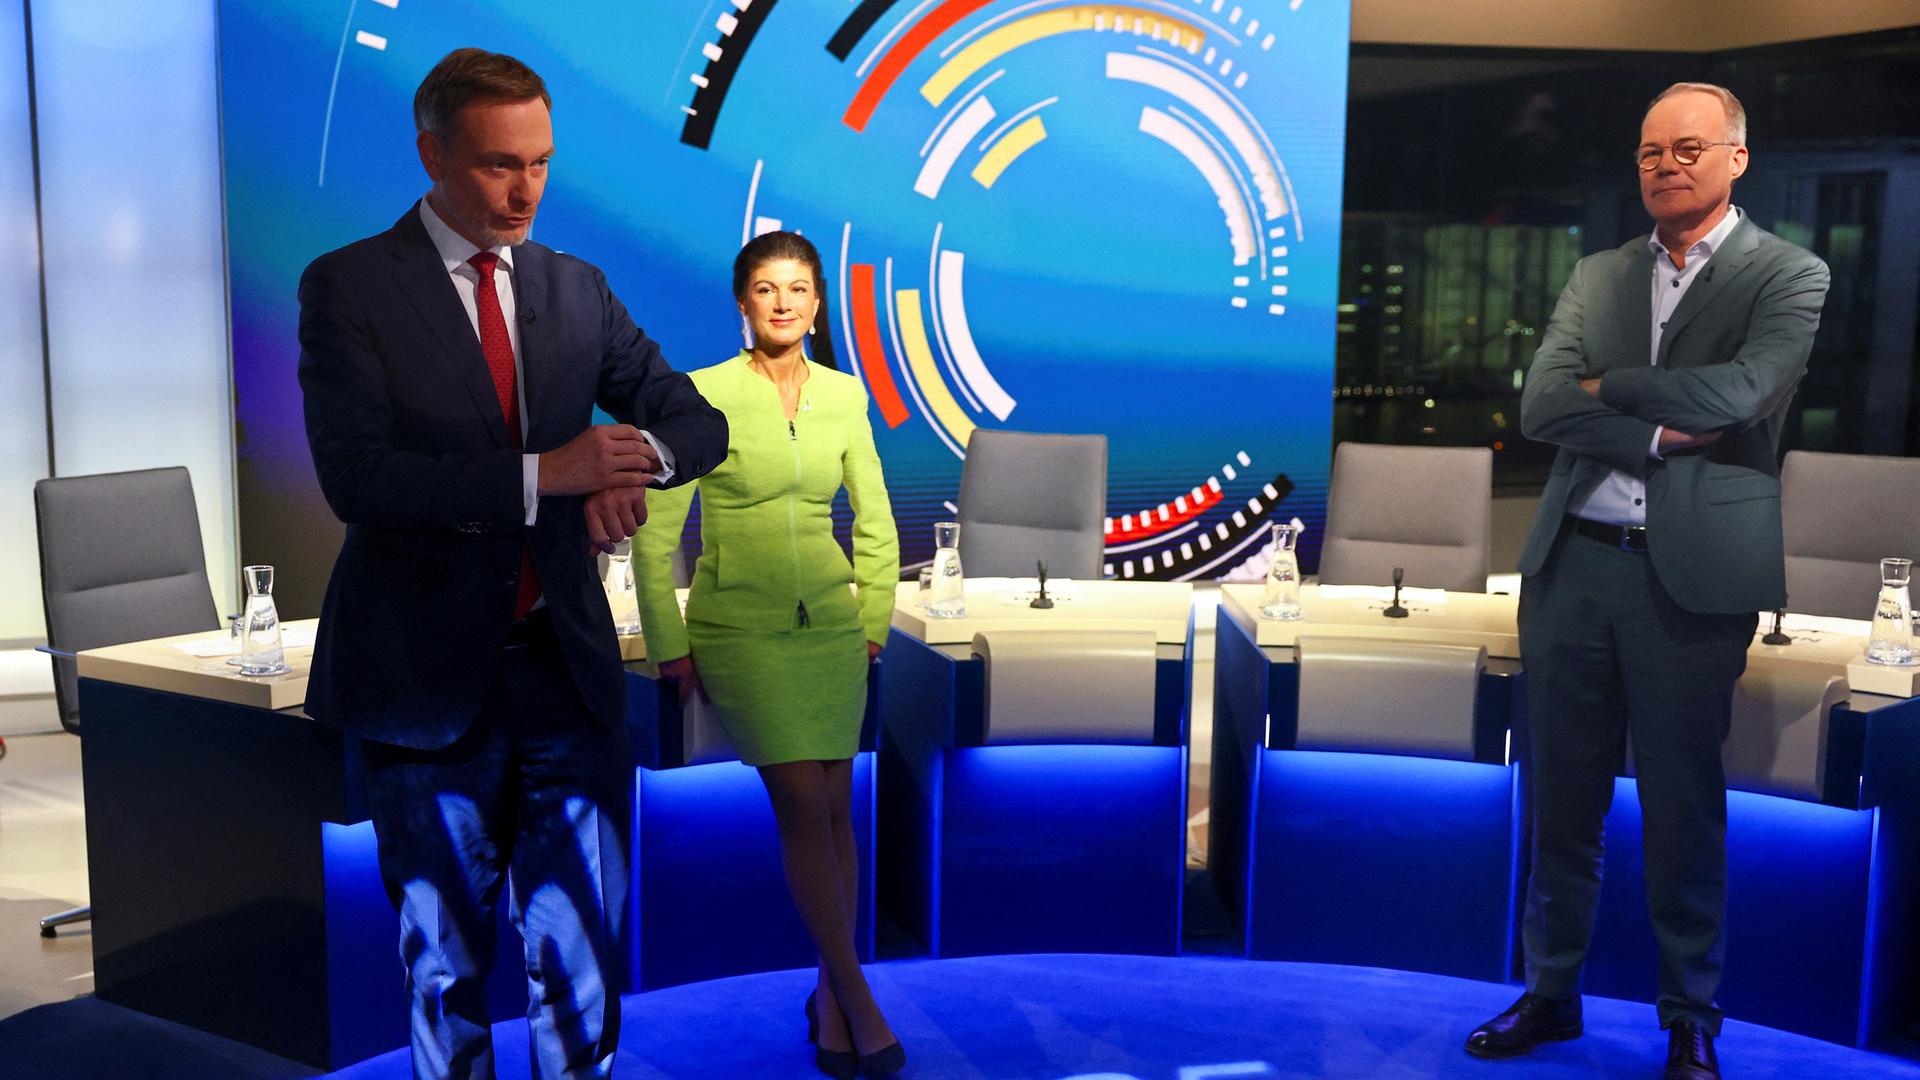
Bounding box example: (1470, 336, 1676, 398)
(623, 663, 878, 991)
(877, 626, 1191, 959)
(1209, 595, 1521, 984)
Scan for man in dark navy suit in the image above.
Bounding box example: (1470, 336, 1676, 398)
(298, 48, 726, 1079)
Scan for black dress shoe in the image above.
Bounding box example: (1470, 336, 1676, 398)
(858, 1040, 906, 1077)
(1464, 993, 1583, 1059)
(1665, 1021, 1720, 1080)
(814, 1045, 858, 1080)
(806, 992, 858, 1079)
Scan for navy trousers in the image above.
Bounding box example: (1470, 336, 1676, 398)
(1518, 526, 1756, 1033)
(357, 612, 632, 1079)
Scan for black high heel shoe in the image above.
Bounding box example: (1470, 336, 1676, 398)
(806, 991, 858, 1079)
(859, 1040, 906, 1077)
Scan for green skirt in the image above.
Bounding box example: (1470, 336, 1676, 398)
(685, 620, 868, 766)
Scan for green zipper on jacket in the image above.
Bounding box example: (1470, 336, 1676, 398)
(788, 417, 808, 628)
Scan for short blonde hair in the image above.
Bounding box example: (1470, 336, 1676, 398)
(1649, 82, 1747, 145)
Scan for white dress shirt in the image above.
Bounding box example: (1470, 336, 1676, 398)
(417, 198, 675, 530)
(1572, 205, 1743, 526)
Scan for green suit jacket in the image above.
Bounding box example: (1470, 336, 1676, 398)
(1516, 215, 1829, 614)
(634, 353, 900, 661)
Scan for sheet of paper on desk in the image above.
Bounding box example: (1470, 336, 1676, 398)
(1779, 613, 1872, 637)
(1316, 584, 1450, 605)
(169, 623, 318, 657)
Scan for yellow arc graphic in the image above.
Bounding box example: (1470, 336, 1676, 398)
(895, 290, 976, 449)
(921, 6, 1207, 107)
(972, 116, 1048, 188)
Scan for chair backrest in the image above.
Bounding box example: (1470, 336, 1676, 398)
(956, 430, 1107, 579)
(973, 628, 1158, 745)
(1782, 449, 1920, 619)
(1294, 636, 1485, 762)
(1317, 442, 1492, 593)
(34, 467, 222, 734)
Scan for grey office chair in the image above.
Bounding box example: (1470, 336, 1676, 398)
(955, 430, 1107, 579)
(1317, 442, 1492, 593)
(1781, 450, 1920, 619)
(33, 467, 222, 937)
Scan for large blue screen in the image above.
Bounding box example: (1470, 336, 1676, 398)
(220, 0, 1346, 601)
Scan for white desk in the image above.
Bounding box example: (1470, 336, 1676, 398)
(891, 578, 1193, 646)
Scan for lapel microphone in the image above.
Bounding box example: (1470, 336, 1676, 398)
(520, 307, 538, 323)
(1700, 264, 1714, 283)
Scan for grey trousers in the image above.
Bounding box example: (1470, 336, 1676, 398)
(1517, 526, 1757, 1034)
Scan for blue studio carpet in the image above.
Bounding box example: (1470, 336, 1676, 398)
(327, 955, 1918, 1080)
(3, 955, 1914, 1078)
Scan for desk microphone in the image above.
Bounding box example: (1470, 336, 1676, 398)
(1030, 560, 1055, 609)
(1762, 608, 1791, 646)
(1383, 567, 1409, 619)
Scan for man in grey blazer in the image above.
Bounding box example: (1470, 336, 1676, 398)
(1462, 84, 1828, 1080)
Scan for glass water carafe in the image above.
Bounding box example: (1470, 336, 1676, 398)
(1260, 521, 1303, 620)
(604, 540, 641, 634)
(927, 521, 966, 618)
(1866, 557, 1914, 666)
(239, 564, 288, 676)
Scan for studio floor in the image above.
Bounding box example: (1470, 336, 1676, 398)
(3, 952, 1917, 1079)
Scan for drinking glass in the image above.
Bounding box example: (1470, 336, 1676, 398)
(604, 540, 641, 634)
(1260, 522, 1303, 620)
(238, 564, 289, 676)
(1867, 557, 1914, 666)
(927, 522, 966, 618)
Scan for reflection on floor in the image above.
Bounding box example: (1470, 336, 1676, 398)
(4, 953, 1912, 1080)
(0, 732, 91, 1021)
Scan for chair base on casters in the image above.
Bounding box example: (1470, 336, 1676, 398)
(39, 905, 89, 938)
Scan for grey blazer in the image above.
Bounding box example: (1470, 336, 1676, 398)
(1516, 216, 1829, 614)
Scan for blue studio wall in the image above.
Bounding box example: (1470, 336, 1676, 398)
(219, 0, 1349, 610)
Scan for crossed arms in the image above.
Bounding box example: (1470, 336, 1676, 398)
(1519, 251, 1829, 472)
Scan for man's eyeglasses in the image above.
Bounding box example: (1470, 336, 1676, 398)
(1636, 139, 1735, 171)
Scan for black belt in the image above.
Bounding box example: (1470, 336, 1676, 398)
(1570, 516, 1648, 552)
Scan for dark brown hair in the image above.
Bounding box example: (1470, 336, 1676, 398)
(413, 48, 551, 143)
(732, 230, 826, 303)
(733, 231, 837, 368)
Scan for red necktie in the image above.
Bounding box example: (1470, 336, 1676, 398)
(470, 252, 541, 619)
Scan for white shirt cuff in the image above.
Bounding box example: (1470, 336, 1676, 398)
(1648, 427, 1665, 461)
(641, 430, 676, 487)
(522, 454, 540, 526)
(525, 432, 672, 524)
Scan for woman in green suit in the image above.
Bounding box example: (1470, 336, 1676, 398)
(633, 231, 902, 1078)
